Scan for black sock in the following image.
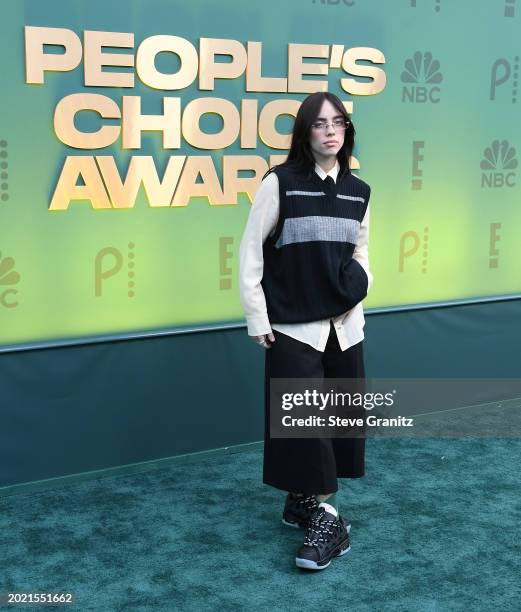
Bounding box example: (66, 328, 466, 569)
(289, 492, 305, 500)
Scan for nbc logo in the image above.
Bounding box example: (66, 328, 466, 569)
(401, 51, 443, 103)
(0, 250, 20, 308)
(480, 140, 518, 187)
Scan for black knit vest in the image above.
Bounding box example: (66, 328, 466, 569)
(261, 164, 371, 324)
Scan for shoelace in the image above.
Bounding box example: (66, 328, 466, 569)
(302, 508, 338, 546)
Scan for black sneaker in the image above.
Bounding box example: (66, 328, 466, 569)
(295, 506, 351, 570)
(282, 494, 319, 529)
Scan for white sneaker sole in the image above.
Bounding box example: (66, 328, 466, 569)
(282, 518, 302, 528)
(295, 543, 351, 570)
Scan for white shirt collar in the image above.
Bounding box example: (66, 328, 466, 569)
(314, 159, 340, 182)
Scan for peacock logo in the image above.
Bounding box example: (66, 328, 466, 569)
(401, 51, 443, 103)
(0, 250, 20, 308)
(401, 51, 443, 84)
(480, 140, 518, 188)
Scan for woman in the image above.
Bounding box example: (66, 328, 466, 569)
(239, 91, 373, 571)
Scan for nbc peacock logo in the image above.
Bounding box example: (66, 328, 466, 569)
(401, 51, 443, 103)
(0, 250, 20, 308)
(480, 139, 518, 188)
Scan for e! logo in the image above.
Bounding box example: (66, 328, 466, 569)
(219, 237, 233, 290)
(412, 141, 425, 190)
(504, 0, 516, 18)
(489, 223, 501, 269)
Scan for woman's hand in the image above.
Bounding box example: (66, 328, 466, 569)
(252, 332, 276, 349)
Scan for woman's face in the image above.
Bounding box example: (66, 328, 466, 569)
(308, 99, 345, 162)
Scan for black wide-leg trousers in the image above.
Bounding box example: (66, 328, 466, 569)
(263, 320, 366, 495)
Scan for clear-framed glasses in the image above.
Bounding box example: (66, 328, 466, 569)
(311, 118, 350, 131)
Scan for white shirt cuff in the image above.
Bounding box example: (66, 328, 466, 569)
(246, 315, 272, 337)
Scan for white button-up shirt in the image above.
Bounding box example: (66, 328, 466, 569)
(239, 159, 373, 352)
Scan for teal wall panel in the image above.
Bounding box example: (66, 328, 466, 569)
(2, 300, 520, 489)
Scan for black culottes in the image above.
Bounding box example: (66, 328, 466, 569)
(263, 320, 366, 495)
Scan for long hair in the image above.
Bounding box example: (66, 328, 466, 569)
(262, 91, 355, 181)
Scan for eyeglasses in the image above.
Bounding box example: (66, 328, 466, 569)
(311, 119, 350, 131)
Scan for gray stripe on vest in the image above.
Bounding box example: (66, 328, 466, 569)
(285, 190, 326, 196)
(275, 216, 360, 248)
(336, 194, 365, 202)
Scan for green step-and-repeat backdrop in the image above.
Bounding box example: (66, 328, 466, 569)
(0, 0, 519, 349)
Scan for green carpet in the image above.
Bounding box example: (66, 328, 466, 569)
(1, 438, 520, 611)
